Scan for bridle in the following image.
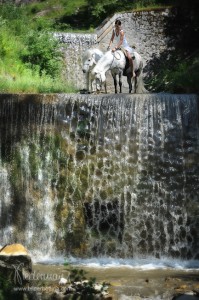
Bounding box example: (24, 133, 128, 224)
(83, 54, 96, 68)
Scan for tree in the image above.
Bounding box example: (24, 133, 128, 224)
(165, 0, 199, 54)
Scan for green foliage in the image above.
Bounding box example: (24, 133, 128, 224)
(0, 69, 76, 93)
(58, 0, 167, 29)
(67, 268, 87, 282)
(142, 0, 199, 93)
(21, 29, 62, 77)
(162, 0, 199, 54)
(0, 274, 12, 300)
(0, 0, 173, 31)
(0, 4, 77, 93)
(0, 16, 23, 59)
(165, 0, 199, 54)
(64, 268, 110, 299)
(134, 0, 156, 10)
(146, 52, 199, 93)
(87, 0, 118, 20)
(169, 57, 199, 93)
(64, 260, 70, 266)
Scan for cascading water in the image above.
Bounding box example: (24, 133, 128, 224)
(0, 93, 198, 261)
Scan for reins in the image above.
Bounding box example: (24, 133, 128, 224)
(112, 51, 122, 60)
(110, 50, 122, 69)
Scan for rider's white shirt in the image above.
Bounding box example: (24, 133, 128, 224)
(113, 29, 135, 54)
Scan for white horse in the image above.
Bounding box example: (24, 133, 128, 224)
(82, 48, 104, 93)
(91, 50, 148, 94)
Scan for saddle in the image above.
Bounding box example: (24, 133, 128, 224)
(116, 47, 136, 76)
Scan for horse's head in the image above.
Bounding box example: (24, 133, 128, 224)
(82, 49, 103, 74)
(91, 68, 106, 91)
(82, 55, 96, 73)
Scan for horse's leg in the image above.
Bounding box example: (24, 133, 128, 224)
(134, 76, 137, 93)
(113, 74, 117, 93)
(104, 81, 107, 94)
(119, 72, 122, 93)
(90, 77, 93, 92)
(127, 74, 132, 93)
(86, 73, 90, 92)
(91, 77, 95, 93)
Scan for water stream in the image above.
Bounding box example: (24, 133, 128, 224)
(0, 93, 198, 266)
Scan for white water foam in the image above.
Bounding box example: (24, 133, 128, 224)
(34, 256, 199, 271)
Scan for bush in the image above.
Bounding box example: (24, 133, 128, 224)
(145, 51, 199, 93)
(0, 4, 74, 93)
(169, 57, 199, 93)
(21, 30, 63, 78)
(0, 274, 12, 300)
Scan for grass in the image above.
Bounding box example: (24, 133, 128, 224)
(0, 49, 75, 94)
(0, 4, 77, 94)
(133, 4, 171, 11)
(14, 0, 171, 32)
(0, 72, 76, 94)
(27, 0, 87, 16)
(26, 0, 88, 25)
(0, 47, 76, 94)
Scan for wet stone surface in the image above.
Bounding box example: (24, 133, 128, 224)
(31, 264, 199, 300)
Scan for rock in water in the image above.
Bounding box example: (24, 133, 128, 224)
(0, 243, 32, 286)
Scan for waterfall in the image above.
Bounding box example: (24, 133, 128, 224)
(0, 93, 198, 260)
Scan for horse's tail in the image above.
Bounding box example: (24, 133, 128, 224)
(136, 62, 149, 94)
(136, 74, 149, 94)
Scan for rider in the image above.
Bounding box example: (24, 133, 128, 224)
(107, 19, 135, 78)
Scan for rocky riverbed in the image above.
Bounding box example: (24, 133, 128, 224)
(32, 263, 199, 299)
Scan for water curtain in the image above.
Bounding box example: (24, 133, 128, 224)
(0, 93, 198, 260)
